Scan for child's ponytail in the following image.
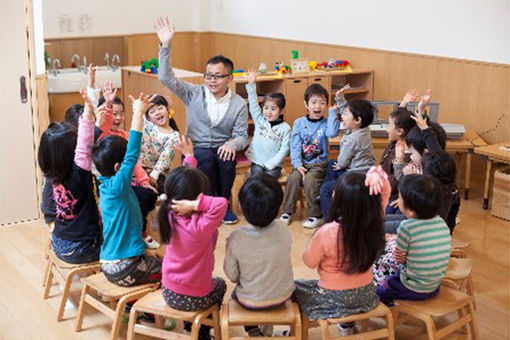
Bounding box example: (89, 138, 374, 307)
(158, 196, 173, 244)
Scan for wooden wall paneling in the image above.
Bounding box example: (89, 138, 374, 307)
(36, 75, 50, 138)
(44, 39, 63, 66)
(91, 36, 125, 67)
(48, 93, 84, 122)
(284, 77, 309, 127)
(59, 38, 94, 68)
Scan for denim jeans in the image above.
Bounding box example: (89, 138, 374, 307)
(52, 234, 101, 264)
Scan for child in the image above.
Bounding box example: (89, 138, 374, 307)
(94, 85, 160, 248)
(224, 173, 295, 337)
(376, 174, 451, 306)
(423, 151, 460, 234)
(280, 83, 339, 228)
(92, 93, 162, 286)
(319, 86, 376, 217)
(380, 89, 419, 214)
(244, 69, 291, 178)
(140, 95, 180, 191)
(159, 137, 227, 340)
(293, 168, 389, 335)
(37, 90, 102, 264)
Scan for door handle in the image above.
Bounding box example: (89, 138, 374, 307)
(293, 79, 301, 84)
(20, 76, 27, 103)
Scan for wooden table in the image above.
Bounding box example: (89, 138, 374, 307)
(474, 142, 510, 209)
(329, 130, 488, 200)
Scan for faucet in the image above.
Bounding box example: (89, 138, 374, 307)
(104, 53, 110, 68)
(82, 56, 87, 73)
(71, 54, 80, 70)
(51, 58, 61, 76)
(111, 54, 120, 70)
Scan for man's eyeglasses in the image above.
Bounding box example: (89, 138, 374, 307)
(204, 73, 230, 80)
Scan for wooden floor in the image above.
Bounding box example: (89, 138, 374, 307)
(0, 187, 508, 339)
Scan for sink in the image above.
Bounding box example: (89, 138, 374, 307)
(48, 67, 122, 94)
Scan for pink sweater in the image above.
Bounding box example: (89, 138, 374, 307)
(98, 110, 152, 187)
(162, 194, 227, 296)
(302, 173, 390, 290)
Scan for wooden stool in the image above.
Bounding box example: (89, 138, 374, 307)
(221, 299, 302, 340)
(43, 250, 101, 322)
(394, 286, 479, 339)
(126, 289, 221, 340)
(444, 257, 476, 309)
(42, 235, 53, 287)
(301, 303, 394, 340)
(451, 238, 471, 258)
(75, 272, 159, 340)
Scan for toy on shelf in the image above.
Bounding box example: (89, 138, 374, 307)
(258, 62, 268, 74)
(316, 58, 352, 72)
(309, 61, 318, 71)
(275, 62, 291, 74)
(140, 58, 159, 74)
(289, 49, 309, 74)
(232, 69, 245, 78)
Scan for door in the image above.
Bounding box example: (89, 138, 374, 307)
(0, 0, 39, 224)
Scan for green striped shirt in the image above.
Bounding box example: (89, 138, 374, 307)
(396, 216, 451, 293)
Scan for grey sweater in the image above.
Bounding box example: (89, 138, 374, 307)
(337, 127, 376, 172)
(158, 45, 248, 150)
(224, 220, 295, 308)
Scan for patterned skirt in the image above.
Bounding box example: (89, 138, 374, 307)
(292, 280, 378, 320)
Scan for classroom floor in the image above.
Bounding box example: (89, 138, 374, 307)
(0, 187, 508, 340)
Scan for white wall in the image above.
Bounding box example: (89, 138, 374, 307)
(42, 0, 199, 37)
(209, 0, 510, 64)
(42, 0, 510, 64)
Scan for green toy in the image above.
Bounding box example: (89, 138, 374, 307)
(140, 58, 159, 74)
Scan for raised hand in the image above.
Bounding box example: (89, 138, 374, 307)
(79, 88, 95, 121)
(246, 68, 257, 84)
(364, 166, 388, 196)
(102, 81, 117, 108)
(174, 134, 194, 157)
(400, 89, 420, 108)
(335, 84, 351, 99)
(129, 93, 156, 131)
(154, 16, 175, 47)
(395, 140, 406, 163)
(417, 89, 432, 114)
(95, 105, 107, 127)
(411, 111, 429, 130)
(87, 64, 97, 88)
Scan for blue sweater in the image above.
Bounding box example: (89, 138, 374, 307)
(290, 114, 339, 169)
(244, 83, 291, 170)
(98, 130, 147, 261)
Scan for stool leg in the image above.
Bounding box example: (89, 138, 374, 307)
(75, 284, 89, 332)
(126, 307, 138, 340)
(190, 317, 201, 340)
(43, 261, 54, 299)
(154, 315, 163, 329)
(57, 269, 77, 321)
(386, 311, 395, 340)
(318, 320, 330, 340)
(422, 316, 438, 340)
(42, 257, 51, 287)
(292, 303, 302, 340)
(458, 306, 469, 334)
(112, 297, 129, 340)
(301, 313, 309, 340)
(211, 307, 221, 340)
(468, 301, 480, 340)
(220, 303, 229, 340)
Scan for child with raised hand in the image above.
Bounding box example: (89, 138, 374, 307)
(158, 142, 227, 340)
(319, 85, 376, 217)
(38, 89, 102, 264)
(224, 173, 295, 337)
(93, 81, 160, 248)
(376, 174, 451, 306)
(422, 151, 460, 234)
(280, 84, 339, 228)
(92, 93, 163, 287)
(140, 94, 180, 191)
(293, 167, 389, 335)
(244, 69, 291, 178)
